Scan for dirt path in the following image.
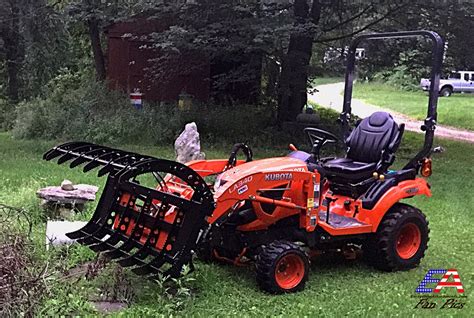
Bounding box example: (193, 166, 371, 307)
(308, 82, 474, 143)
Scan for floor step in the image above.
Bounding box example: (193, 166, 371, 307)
(318, 211, 367, 229)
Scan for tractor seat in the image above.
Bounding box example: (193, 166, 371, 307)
(322, 158, 376, 181)
(322, 111, 404, 184)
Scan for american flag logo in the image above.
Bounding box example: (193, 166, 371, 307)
(416, 269, 465, 294)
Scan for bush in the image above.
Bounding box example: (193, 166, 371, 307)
(12, 73, 275, 146)
(361, 50, 430, 91)
(13, 75, 138, 143)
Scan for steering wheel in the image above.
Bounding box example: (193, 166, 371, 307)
(303, 127, 339, 160)
(226, 143, 253, 168)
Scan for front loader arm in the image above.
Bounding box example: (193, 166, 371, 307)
(209, 171, 318, 231)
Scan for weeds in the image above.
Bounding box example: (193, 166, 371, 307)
(0, 205, 48, 317)
(0, 201, 198, 316)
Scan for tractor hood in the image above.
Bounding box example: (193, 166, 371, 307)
(214, 157, 308, 193)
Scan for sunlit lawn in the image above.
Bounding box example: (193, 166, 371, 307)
(353, 82, 474, 131)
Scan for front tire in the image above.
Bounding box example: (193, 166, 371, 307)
(363, 203, 429, 271)
(196, 240, 240, 264)
(255, 240, 309, 293)
(440, 86, 452, 97)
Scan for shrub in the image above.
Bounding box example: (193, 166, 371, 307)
(372, 65, 419, 91)
(13, 76, 138, 143)
(12, 74, 276, 146)
(361, 50, 430, 91)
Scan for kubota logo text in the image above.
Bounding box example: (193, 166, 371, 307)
(264, 173, 293, 181)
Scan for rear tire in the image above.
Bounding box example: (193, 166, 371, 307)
(363, 203, 429, 271)
(440, 86, 452, 97)
(255, 240, 309, 293)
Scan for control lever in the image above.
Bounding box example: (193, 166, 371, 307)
(325, 197, 336, 225)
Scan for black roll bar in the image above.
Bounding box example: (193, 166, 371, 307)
(339, 30, 444, 170)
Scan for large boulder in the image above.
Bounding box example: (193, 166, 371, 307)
(174, 122, 205, 163)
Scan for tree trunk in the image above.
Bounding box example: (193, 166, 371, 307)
(277, 0, 321, 123)
(6, 51, 20, 103)
(88, 18, 106, 81)
(3, 2, 22, 103)
(264, 57, 280, 99)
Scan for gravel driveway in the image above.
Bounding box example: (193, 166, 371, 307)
(308, 82, 474, 143)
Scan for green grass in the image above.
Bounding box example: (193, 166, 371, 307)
(1, 132, 473, 317)
(353, 82, 474, 131)
(312, 77, 344, 86)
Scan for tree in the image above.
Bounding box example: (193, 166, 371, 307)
(139, 1, 292, 102)
(0, 0, 77, 102)
(352, 1, 474, 82)
(84, 0, 107, 80)
(277, 0, 409, 122)
(0, 0, 23, 103)
(66, 0, 137, 80)
(277, 0, 321, 122)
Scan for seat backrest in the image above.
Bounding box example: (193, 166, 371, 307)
(346, 112, 400, 163)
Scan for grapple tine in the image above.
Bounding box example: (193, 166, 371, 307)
(66, 223, 99, 240)
(43, 141, 93, 161)
(89, 235, 121, 252)
(109, 204, 168, 260)
(44, 142, 129, 176)
(98, 155, 151, 177)
(57, 144, 96, 165)
(69, 147, 110, 168)
(83, 151, 123, 173)
(98, 154, 133, 177)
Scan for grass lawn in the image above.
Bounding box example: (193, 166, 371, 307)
(353, 83, 474, 131)
(0, 132, 473, 317)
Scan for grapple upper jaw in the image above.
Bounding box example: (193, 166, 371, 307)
(44, 141, 215, 277)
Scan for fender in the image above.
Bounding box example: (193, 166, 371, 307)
(359, 178, 431, 232)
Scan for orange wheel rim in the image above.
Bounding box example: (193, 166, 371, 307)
(396, 223, 421, 259)
(275, 254, 305, 289)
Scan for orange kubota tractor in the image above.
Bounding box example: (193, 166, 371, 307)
(44, 31, 444, 293)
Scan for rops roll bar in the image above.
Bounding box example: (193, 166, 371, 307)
(339, 30, 444, 170)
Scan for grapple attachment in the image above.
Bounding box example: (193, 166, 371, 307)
(44, 142, 215, 277)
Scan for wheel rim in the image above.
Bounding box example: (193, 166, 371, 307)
(275, 254, 305, 289)
(396, 223, 421, 259)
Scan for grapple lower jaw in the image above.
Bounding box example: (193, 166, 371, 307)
(44, 142, 215, 278)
